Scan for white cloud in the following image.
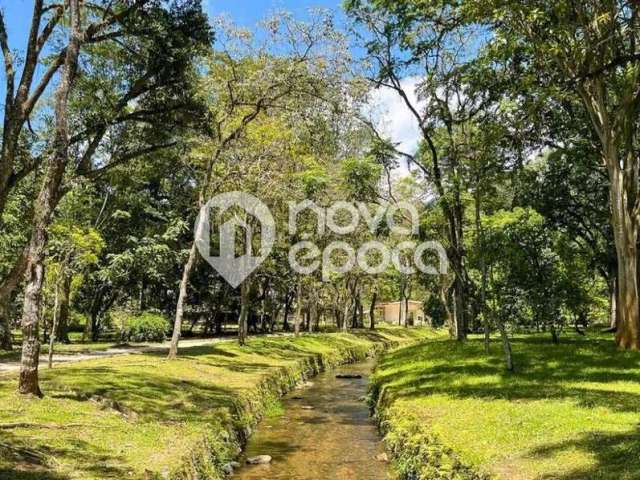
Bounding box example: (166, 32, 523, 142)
(365, 76, 423, 157)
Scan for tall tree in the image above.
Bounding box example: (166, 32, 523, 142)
(15, 0, 210, 394)
(347, 0, 495, 339)
(476, 0, 640, 348)
(19, 0, 82, 396)
(168, 12, 349, 356)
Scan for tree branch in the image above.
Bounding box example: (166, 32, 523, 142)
(82, 142, 178, 179)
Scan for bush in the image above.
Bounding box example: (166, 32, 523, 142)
(424, 295, 446, 327)
(68, 311, 88, 333)
(123, 311, 169, 342)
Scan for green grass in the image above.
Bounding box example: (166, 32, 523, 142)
(372, 331, 640, 480)
(0, 326, 429, 480)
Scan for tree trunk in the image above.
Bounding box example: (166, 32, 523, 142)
(342, 297, 350, 332)
(55, 272, 71, 343)
(398, 284, 404, 326)
(168, 241, 199, 359)
(452, 271, 466, 340)
(440, 280, 453, 335)
(19, 0, 81, 396)
(294, 281, 302, 336)
(369, 291, 377, 330)
(498, 319, 514, 372)
(48, 283, 60, 369)
(0, 290, 13, 351)
(238, 281, 249, 345)
(609, 164, 640, 349)
(308, 293, 317, 333)
(283, 291, 291, 331)
(404, 295, 410, 328)
(609, 275, 618, 330)
(474, 187, 490, 352)
(0, 249, 28, 351)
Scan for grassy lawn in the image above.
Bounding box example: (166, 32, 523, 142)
(0, 326, 428, 480)
(372, 331, 640, 480)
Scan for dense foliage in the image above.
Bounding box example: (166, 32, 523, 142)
(0, 0, 638, 396)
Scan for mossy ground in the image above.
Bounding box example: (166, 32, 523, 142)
(372, 330, 640, 480)
(0, 326, 428, 480)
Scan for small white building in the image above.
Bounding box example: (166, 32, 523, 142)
(374, 301, 426, 326)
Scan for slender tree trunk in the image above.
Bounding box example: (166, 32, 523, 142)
(48, 283, 60, 369)
(452, 270, 466, 340)
(404, 295, 410, 328)
(474, 187, 490, 352)
(55, 272, 71, 343)
(283, 291, 291, 331)
(238, 281, 249, 345)
(498, 319, 514, 372)
(294, 281, 302, 336)
(342, 295, 350, 333)
(18, 0, 81, 396)
(0, 289, 13, 350)
(440, 280, 453, 334)
(168, 241, 198, 359)
(308, 292, 317, 333)
(398, 281, 404, 326)
(369, 291, 377, 330)
(609, 275, 618, 330)
(550, 324, 559, 345)
(0, 249, 28, 350)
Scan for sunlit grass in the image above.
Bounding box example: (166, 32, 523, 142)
(0, 326, 428, 479)
(373, 331, 640, 479)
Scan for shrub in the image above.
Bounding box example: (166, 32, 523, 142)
(68, 311, 88, 333)
(123, 311, 169, 342)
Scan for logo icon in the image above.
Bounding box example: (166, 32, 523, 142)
(195, 192, 276, 288)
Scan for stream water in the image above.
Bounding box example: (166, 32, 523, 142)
(233, 359, 396, 480)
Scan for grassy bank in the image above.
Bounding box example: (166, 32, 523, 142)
(371, 331, 640, 480)
(0, 326, 428, 480)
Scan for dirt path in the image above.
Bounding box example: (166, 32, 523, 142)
(0, 336, 285, 375)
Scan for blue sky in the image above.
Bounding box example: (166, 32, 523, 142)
(0, 0, 421, 157)
(0, 0, 345, 48)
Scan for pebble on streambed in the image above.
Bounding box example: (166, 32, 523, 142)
(222, 462, 241, 474)
(246, 455, 272, 465)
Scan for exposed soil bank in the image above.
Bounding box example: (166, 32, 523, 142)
(233, 359, 395, 480)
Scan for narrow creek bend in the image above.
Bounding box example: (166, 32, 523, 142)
(233, 358, 396, 480)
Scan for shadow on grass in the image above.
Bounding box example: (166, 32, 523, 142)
(0, 470, 68, 480)
(377, 335, 640, 412)
(0, 326, 421, 477)
(48, 366, 243, 425)
(377, 334, 640, 479)
(531, 425, 640, 480)
(0, 430, 126, 479)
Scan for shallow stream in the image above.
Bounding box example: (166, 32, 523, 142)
(233, 359, 395, 479)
